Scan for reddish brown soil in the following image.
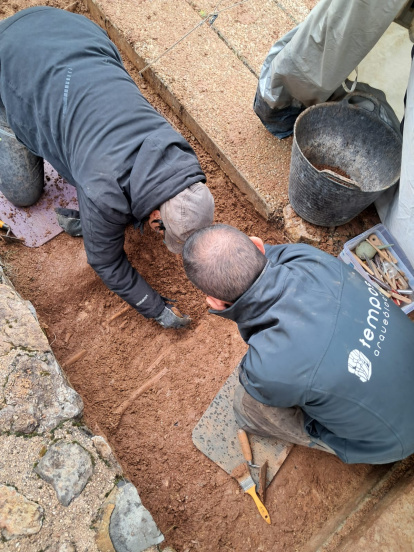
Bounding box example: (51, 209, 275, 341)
(1, 2, 388, 551)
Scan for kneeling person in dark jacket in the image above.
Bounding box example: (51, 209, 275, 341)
(0, 7, 214, 329)
(183, 224, 414, 464)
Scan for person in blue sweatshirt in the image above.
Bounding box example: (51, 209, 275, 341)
(0, 7, 214, 329)
(183, 224, 414, 464)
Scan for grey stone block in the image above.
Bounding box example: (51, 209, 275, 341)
(109, 482, 164, 552)
(0, 353, 83, 434)
(34, 441, 93, 506)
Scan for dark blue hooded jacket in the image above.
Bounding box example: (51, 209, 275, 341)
(0, 7, 205, 318)
(214, 243, 414, 464)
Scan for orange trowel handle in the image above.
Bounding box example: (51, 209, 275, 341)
(237, 429, 253, 463)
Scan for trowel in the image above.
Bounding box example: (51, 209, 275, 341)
(0, 220, 24, 244)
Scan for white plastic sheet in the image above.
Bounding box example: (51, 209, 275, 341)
(255, 0, 407, 137)
(376, 51, 414, 267)
(259, 0, 407, 108)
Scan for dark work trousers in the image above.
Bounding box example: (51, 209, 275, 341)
(233, 381, 337, 455)
(0, 99, 44, 207)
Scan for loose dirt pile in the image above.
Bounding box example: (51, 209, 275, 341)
(1, 2, 387, 551)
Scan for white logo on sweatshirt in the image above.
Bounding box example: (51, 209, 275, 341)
(348, 349, 372, 382)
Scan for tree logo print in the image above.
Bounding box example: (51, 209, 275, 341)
(348, 349, 372, 382)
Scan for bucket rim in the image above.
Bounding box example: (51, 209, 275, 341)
(293, 98, 402, 145)
(292, 100, 401, 192)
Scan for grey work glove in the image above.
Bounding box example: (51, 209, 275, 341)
(55, 208, 83, 237)
(154, 305, 191, 329)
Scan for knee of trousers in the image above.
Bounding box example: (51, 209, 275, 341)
(0, 130, 44, 207)
(232, 384, 271, 437)
(233, 384, 251, 429)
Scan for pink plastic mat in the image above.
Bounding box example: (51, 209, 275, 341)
(0, 162, 78, 247)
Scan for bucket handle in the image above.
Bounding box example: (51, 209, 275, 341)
(319, 169, 361, 190)
(341, 92, 396, 131)
(341, 67, 358, 94)
(341, 92, 380, 116)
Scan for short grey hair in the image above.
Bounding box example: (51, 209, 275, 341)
(182, 224, 267, 302)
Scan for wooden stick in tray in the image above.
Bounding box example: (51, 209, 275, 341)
(350, 251, 374, 276)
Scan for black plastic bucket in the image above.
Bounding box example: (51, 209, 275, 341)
(288, 93, 402, 226)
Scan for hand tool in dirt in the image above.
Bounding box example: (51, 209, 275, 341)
(231, 462, 271, 524)
(237, 429, 260, 468)
(0, 220, 24, 244)
(258, 460, 268, 504)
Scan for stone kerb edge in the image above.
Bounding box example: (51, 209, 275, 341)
(0, 265, 164, 552)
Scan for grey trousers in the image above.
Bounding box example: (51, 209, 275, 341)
(233, 383, 336, 455)
(0, 100, 44, 207)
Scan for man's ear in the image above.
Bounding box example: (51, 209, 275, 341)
(249, 236, 265, 254)
(206, 296, 232, 311)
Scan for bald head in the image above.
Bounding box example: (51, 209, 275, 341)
(182, 224, 267, 302)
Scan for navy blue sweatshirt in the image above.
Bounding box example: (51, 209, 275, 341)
(214, 243, 414, 464)
(0, 7, 205, 318)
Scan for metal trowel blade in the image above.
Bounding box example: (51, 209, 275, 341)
(1, 231, 24, 244)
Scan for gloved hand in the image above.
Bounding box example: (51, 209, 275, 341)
(154, 305, 191, 329)
(55, 208, 82, 237)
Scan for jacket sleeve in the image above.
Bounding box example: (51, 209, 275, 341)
(76, 186, 165, 319)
